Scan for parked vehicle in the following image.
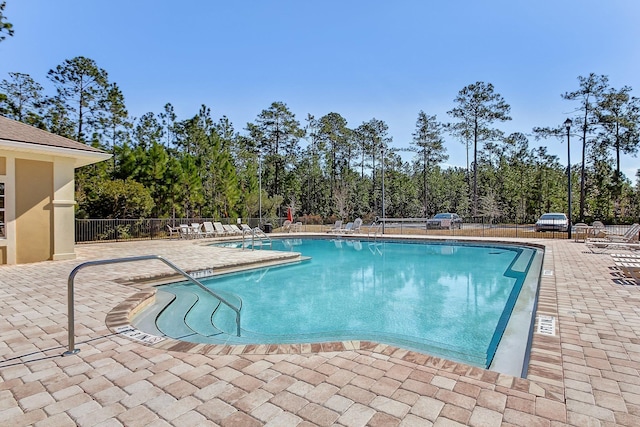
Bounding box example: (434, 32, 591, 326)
(426, 213, 463, 230)
(534, 213, 569, 232)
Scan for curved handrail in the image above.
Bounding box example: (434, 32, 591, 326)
(65, 255, 241, 355)
(368, 222, 383, 241)
(242, 227, 271, 250)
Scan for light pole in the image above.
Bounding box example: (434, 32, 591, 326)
(564, 118, 572, 239)
(381, 147, 385, 234)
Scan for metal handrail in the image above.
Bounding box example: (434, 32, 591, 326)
(64, 255, 242, 355)
(368, 222, 383, 241)
(242, 227, 271, 250)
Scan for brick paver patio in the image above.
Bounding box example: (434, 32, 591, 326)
(1, 235, 639, 426)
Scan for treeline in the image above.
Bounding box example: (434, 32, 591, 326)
(1, 57, 639, 224)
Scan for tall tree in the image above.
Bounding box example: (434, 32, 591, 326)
(408, 111, 448, 216)
(98, 82, 131, 166)
(355, 118, 392, 214)
(133, 112, 162, 151)
(159, 102, 177, 148)
(447, 82, 511, 215)
(597, 86, 640, 202)
(47, 56, 109, 142)
(247, 101, 304, 198)
(0, 1, 13, 42)
(316, 112, 352, 200)
(0, 72, 45, 126)
(562, 73, 609, 220)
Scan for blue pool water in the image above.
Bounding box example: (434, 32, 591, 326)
(148, 238, 540, 368)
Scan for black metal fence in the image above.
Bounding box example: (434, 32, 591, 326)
(76, 217, 635, 243)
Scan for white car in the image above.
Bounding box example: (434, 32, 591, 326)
(534, 213, 569, 232)
(426, 213, 463, 230)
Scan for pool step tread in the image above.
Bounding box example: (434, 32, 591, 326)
(184, 294, 223, 337)
(155, 288, 200, 339)
(187, 286, 242, 336)
(131, 290, 175, 337)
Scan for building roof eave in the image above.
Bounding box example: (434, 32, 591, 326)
(0, 139, 112, 168)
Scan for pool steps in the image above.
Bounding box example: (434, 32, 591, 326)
(155, 289, 199, 340)
(130, 290, 174, 337)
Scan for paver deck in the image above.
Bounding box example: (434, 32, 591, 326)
(1, 234, 639, 426)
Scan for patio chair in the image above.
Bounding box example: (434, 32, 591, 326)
(591, 221, 607, 238)
(190, 223, 204, 238)
(586, 223, 640, 252)
(202, 221, 216, 237)
(292, 221, 303, 232)
(282, 220, 292, 233)
(166, 224, 180, 239)
(213, 222, 228, 236)
(223, 224, 242, 235)
(340, 222, 354, 233)
(590, 223, 640, 242)
(326, 220, 343, 233)
(613, 259, 640, 285)
(348, 218, 362, 234)
(178, 224, 191, 239)
(230, 224, 244, 234)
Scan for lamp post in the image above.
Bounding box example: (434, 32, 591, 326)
(381, 147, 385, 234)
(564, 118, 572, 239)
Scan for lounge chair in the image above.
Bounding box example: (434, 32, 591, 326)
(347, 218, 362, 234)
(166, 224, 180, 239)
(589, 223, 640, 242)
(282, 220, 292, 233)
(202, 221, 216, 237)
(178, 224, 191, 239)
(190, 223, 204, 238)
(613, 259, 640, 285)
(586, 223, 640, 253)
(340, 222, 354, 233)
(230, 224, 244, 234)
(591, 221, 607, 238)
(240, 224, 253, 233)
(213, 222, 228, 236)
(326, 220, 343, 233)
(223, 224, 242, 235)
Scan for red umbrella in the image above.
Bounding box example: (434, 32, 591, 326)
(287, 207, 293, 222)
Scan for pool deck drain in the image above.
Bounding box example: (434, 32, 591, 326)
(536, 316, 556, 336)
(0, 234, 639, 426)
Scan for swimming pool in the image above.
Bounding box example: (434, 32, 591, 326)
(133, 238, 542, 371)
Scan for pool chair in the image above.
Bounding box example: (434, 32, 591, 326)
(178, 224, 191, 239)
(281, 220, 292, 232)
(292, 221, 303, 232)
(223, 224, 242, 235)
(229, 224, 244, 234)
(213, 222, 228, 236)
(326, 220, 343, 233)
(340, 222, 354, 233)
(190, 223, 204, 238)
(586, 223, 640, 253)
(613, 259, 640, 285)
(202, 221, 216, 238)
(166, 224, 180, 239)
(591, 221, 607, 237)
(347, 218, 362, 234)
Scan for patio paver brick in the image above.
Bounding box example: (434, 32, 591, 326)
(1, 236, 639, 425)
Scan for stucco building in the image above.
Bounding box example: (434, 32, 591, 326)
(0, 115, 110, 264)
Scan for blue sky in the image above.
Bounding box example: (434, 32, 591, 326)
(1, 0, 639, 178)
